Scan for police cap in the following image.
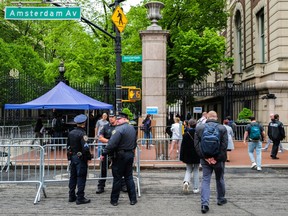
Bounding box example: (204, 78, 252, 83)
(109, 110, 116, 117)
(74, 114, 87, 124)
(117, 112, 128, 119)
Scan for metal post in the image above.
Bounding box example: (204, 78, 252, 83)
(114, 0, 122, 114)
(224, 78, 234, 119)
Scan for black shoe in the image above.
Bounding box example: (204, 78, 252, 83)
(68, 197, 76, 202)
(110, 201, 118, 206)
(76, 198, 91, 205)
(201, 205, 209, 214)
(96, 188, 104, 194)
(130, 200, 137, 205)
(217, 198, 227, 206)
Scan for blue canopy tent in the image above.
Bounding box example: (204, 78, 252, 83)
(4, 82, 113, 110)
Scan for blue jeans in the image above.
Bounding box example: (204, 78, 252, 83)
(200, 159, 225, 206)
(142, 131, 152, 145)
(97, 142, 103, 158)
(248, 140, 262, 167)
(184, 163, 199, 189)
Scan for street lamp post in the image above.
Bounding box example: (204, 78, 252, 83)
(178, 73, 185, 119)
(56, 61, 68, 85)
(224, 77, 234, 119)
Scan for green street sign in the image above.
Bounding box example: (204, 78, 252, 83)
(122, 55, 142, 63)
(5, 7, 81, 20)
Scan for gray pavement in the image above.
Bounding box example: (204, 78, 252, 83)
(1, 168, 288, 216)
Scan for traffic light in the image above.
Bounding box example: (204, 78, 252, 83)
(128, 88, 141, 100)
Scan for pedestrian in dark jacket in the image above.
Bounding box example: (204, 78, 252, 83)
(268, 114, 285, 159)
(194, 111, 228, 214)
(180, 118, 200, 194)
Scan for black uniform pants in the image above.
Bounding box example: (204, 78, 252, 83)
(271, 139, 280, 158)
(111, 151, 137, 203)
(69, 155, 88, 200)
(98, 155, 126, 189)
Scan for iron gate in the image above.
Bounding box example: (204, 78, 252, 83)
(0, 71, 258, 124)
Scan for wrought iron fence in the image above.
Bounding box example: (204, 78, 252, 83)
(1, 69, 259, 125)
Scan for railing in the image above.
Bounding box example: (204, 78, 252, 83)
(137, 124, 288, 142)
(0, 125, 34, 139)
(0, 138, 141, 204)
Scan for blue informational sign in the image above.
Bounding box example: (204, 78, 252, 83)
(146, 106, 158, 115)
(193, 107, 202, 113)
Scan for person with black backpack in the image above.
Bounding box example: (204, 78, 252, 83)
(268, 114, 285, 160)
(194, 111, 228, 214)
(243, 116, 266, 171)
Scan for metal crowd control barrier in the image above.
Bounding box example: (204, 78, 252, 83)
(137, 137, 182, 161)
(0, 141, 45, 204)
(0, 137, 141, 204)
(0, 125, 34, 139)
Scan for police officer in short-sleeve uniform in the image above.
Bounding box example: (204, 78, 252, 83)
(102, 112, 137, 206)
(96, 110, 126, 194)
(67, 114, 92, 205)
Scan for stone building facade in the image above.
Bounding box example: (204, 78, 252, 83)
(223, 0, 288, 124)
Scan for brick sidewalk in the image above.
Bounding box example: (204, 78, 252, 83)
(139, 141, 288, 168)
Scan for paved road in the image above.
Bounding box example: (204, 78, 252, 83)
(1, 168, 288, 216)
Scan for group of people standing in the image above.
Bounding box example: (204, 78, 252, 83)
(67, 111, 138, 206)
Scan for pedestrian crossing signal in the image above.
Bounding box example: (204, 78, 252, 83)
(128, 88, 141, 101)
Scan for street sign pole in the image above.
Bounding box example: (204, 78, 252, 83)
(115, 0, 122, 114)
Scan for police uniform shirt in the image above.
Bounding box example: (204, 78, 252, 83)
(67, 127, 86, 154)
(104, 122, 137, 154)
(99, 123, 115, 139)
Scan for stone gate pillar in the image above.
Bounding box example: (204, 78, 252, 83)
(140, 2, 169, 127)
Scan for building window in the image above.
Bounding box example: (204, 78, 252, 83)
(257, 9, 265, 63)
(235, 11, 243, 73)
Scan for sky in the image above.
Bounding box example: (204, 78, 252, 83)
(122, 0, 143, 12)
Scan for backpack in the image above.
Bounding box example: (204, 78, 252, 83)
(249, 123, 261, 140)
(200, 123, 220, 158)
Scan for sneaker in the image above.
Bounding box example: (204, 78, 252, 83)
(257, 167, 262, 171)
(279, 149, 284, 153)
(183, 182, 189, 193)
(193, 188, 199, 194)
(251, 162, 257, 169)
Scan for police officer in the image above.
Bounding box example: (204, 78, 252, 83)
(96, 110, 126, 194)
(101, 112, 137, 206)
(67, 114, 92, 205)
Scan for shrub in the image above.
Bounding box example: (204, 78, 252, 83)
(237, 108, 253, 123)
